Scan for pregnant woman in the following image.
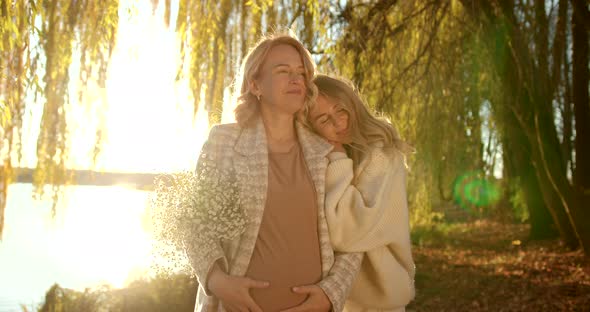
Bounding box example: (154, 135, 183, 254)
(186, 36, 362, 312)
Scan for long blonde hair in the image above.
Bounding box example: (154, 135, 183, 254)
(234, 32, 317, 127)
(303, 74, 414, 166)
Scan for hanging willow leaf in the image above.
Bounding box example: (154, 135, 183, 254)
(153, 0, 324, 123)
(0, 0, 119, 238)
(1, 0, 329, 238)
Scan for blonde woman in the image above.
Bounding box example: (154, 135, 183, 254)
(304, 75, 415, 312)
(187, 35, 362, 312)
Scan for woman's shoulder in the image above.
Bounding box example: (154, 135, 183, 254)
(198, 124, 243, 169)
(207, 123, 241, 143)
(209, 123, 240, 136)
(366, 143, 406, 174)
(200, 123, 241, 159)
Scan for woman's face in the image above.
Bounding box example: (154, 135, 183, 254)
(310, 95, 351, 144)
(253, 44, 307, 116)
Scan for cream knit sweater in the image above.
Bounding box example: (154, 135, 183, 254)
(325, 145, 415, 312)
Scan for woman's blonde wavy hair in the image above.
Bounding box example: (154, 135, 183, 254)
(302, 74, 414, 166)
(233, 31, 317, 127)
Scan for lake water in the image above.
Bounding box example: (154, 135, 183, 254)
(0, 184, 154, 311)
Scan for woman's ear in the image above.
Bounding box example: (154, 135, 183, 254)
(249, 80, 260, 97)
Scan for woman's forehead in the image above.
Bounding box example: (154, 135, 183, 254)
(265, 44, 304, 67)
(313, 95, 338, 113)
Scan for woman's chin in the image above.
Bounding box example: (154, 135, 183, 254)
(335, 135, 352, 145)
(287, 101, 304, 114)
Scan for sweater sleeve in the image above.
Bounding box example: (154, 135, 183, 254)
(184, 125, 229, 296)
(324, 148, 405, 252)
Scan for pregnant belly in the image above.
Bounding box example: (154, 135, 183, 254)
(246, 255, 322, 312)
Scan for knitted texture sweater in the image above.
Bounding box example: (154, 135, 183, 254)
(325, 146, 415, 311)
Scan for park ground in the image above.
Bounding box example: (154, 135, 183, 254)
(36, 219, 590, 311)
(407, 220, 590, 311)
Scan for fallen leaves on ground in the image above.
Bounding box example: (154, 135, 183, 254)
(407, 220, 590, 312)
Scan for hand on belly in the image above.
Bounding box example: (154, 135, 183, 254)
(249, 283, 308, 312)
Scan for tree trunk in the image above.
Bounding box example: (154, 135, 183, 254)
(534, 0, 549, 94)
(526, 169, 558, 240)
(562, 53, 573, 174)
(572, 0, 590, 254)
(459, 0, 581, 248)
(556, 0, 573, 177)
(511, 21, 583, 250)
(500, 97, 558, 239)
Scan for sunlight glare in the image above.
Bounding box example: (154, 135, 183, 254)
(50, 185, 152, 289)
(95, 0, 209, 174)
(14, 0, 212, 293)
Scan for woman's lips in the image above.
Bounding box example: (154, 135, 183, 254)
(336, 129, 349, 137)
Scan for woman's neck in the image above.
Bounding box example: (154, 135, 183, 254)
(260, 108, 298, 153)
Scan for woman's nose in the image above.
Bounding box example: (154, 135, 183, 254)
(289, 72, 304, 82)
(333, 117, 345, 130)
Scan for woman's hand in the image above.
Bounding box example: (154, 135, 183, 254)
(279, 285, 332, 312)
(208, 264, 269, 312)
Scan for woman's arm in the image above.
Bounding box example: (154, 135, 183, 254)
(324, 148, 415, 309)
(184, 125, 229, 295)
(324, 148, 408, 252)
(187, 125, 270, 311)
